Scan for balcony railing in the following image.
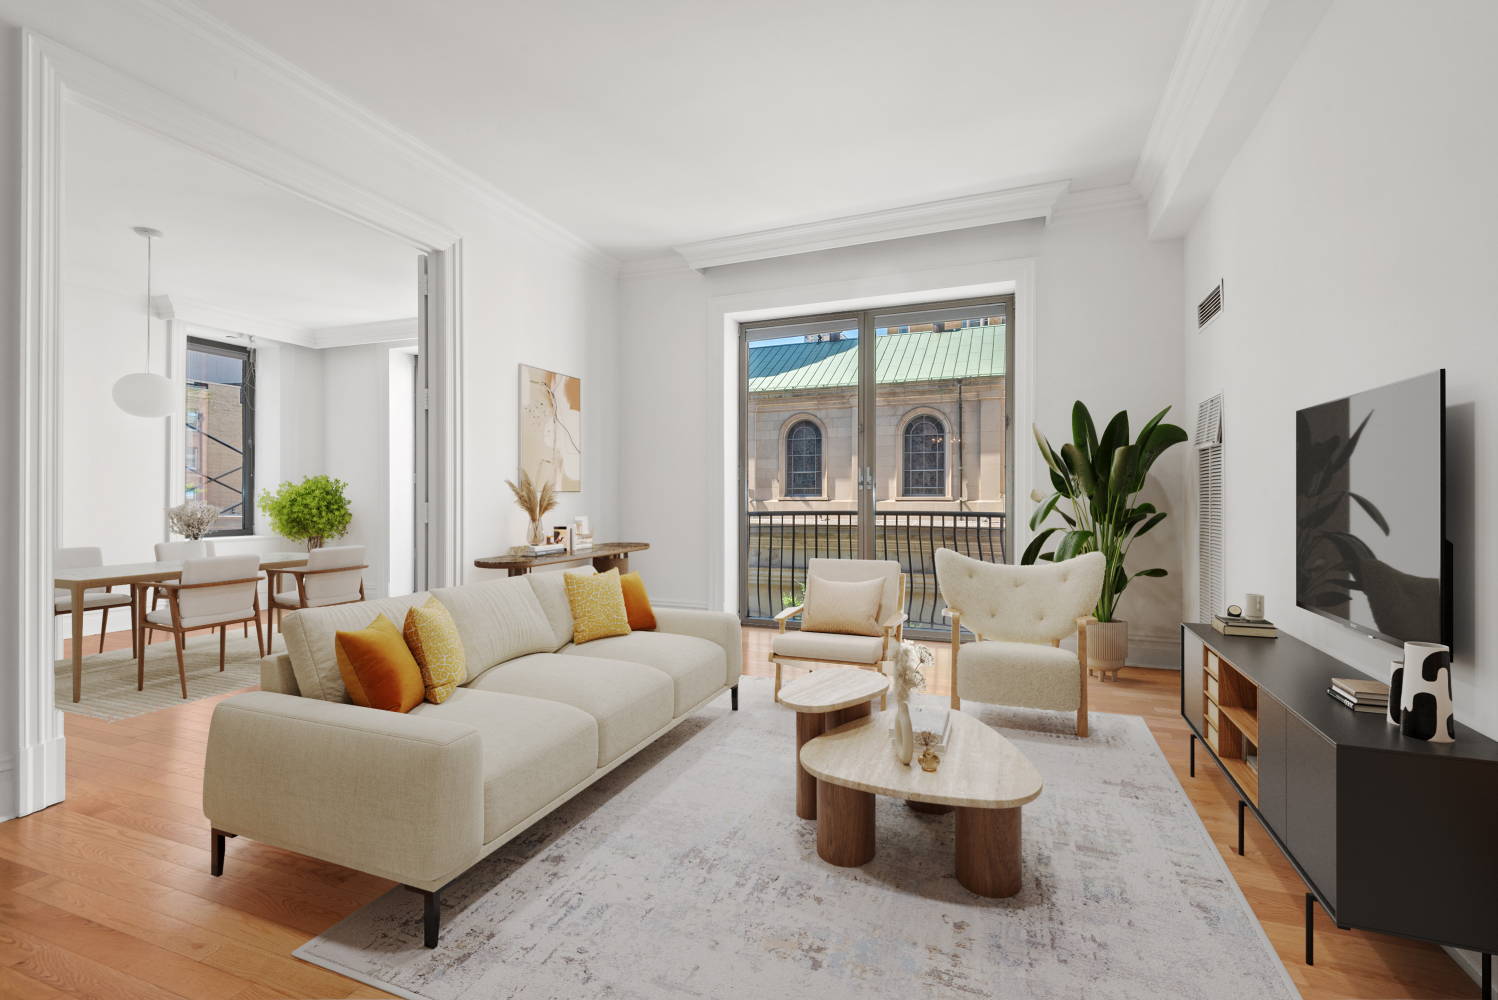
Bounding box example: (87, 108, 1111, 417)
(745, 510, 1006, 630)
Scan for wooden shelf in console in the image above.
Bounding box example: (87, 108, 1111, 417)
(1221, 756, 1259, 803)
(1219, 703, 1259, 745)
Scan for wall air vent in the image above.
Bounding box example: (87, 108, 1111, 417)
(1198, 280, 1224, 329)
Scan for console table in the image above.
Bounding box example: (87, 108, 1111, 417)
(1181, 624, 1496, 996)
(473, 542, 648, 577)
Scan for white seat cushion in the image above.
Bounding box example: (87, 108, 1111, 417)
(560, 631, 726, 717)
(146, 606, 253, 629)
(956, 640, 1081, 711)
(270, 590, 363, 609)
(771, 630, 884, 664)
(410, 688, 598, 843)
(55, 592, 133, 612)
(465, 653, 673, 767)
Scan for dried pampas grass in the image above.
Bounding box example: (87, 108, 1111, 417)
(504, 470, 558, 522)
(891, 641, 933, 704)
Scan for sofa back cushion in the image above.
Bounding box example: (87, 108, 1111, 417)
(283, 593, 431, 703)
(430, 576, 556, 677)
(527, 569, 584, 652)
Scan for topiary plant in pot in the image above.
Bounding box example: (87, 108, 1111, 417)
(257, 475, 353, 551)
(1025, 402, 1188, 678)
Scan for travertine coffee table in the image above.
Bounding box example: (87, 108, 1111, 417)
(800, 709, 1044, 898)
(778, 667, 893, 821)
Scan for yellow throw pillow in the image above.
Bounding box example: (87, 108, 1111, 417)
(403, 595, 468, 704)
(335, 613, 426, 713)
(799, 575, 885, 636)
(619, 571, 657, 631)
(564, 568, 632, 644)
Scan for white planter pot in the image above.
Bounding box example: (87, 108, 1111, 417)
(1087, 619, 1128, 681)
(1400, 642, 1455, 743)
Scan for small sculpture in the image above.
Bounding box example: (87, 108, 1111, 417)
(890, 642, 932, 764)
(166, 500, 220, 540)
(917, 730, 941, 772)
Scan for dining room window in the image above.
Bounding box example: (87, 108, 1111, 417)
(185, 337, 255, 535)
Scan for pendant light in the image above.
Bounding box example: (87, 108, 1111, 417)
(111, 226, 177, 418)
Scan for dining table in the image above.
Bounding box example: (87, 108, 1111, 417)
(54, 551, 310, 703)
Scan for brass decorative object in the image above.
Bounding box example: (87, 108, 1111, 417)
(917, 731, 941, 772)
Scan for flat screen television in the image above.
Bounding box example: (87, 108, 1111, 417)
(1295, 370, 1451, 649)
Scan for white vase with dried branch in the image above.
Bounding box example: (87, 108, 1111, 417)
(504, 470, 558, 546)
(166, 501, 221, 541)
(889, 641, 931, 765)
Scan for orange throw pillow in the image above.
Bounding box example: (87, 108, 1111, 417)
(335, 613, 425, 713)
(620, 572, 657, 631)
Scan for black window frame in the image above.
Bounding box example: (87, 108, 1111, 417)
(185, 336, 255, 537)
(784, 419, 823, 498)
(902, 413, 947, 497)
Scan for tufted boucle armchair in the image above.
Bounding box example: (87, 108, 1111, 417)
(935, 548, 1105, 737)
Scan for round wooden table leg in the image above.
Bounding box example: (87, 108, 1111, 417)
(956, 805, 1022, 898)
(816, 780, 875, 867)
(907, 799, 955, 815)
(795, 711, 825, 820)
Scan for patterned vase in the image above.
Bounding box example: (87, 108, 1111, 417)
(894, 701, 914, 765)
(1387, 658, 1404, 726)
(1400, 642, 1455, 743)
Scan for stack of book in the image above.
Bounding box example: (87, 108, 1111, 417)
(1211, 614, 1278, 638)
(520, 542, 568, 557)
(890, 705, 951, 755)
(1327, 677, 1390, 714)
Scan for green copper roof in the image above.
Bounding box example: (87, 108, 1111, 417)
(748, 325, 1005, 393)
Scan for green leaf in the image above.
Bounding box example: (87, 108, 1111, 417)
(1094, 411, 1128, 496)
(1029, 492, 1063, 531)
(1132, 567, 1168, 578)
(1071, 401, 1098, 463)
(1055, 529, 1094, 562)
(1021, 527, 1062, 565)
(1134, 423, 1188, 488)
(1034, 425, 1064, 476)
(1109, 444, 1138, 497)
(1060, 443, 1097, 495)
(1038, 552, 1055, 561)
(1049, 468, 1073, 498)
(1057, 509, 1076, 527)
(1132, 511, 1168, 539)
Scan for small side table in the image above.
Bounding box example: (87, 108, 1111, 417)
(777, 667, 892, 821)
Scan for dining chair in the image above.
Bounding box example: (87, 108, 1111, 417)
(55, 547, 136, 656)
(935, 548, 1105, 737)
(141, 554, 264, 698)
(769, 557, 906, 708)
(266, 544, 368, 652)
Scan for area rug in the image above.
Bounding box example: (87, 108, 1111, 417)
(55, 632, 265, 721)
(294, 676, 1300, 1000)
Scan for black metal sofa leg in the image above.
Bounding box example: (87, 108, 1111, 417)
(731, 684, 739, 711)
(210, 829, 236, 877)
(405, 886, 442, 948)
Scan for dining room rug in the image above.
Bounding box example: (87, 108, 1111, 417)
(294, 676, 1300, 1000)
(55, 632, 266, 720)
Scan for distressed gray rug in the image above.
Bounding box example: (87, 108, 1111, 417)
(56, 632, 265, 720)
(295, 677, 1299, 1000)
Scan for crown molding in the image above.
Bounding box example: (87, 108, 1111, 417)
(116, 0, 620, 276)
(1049, 184, 1145, 225)
(1131, 0, 1331, 239)
(618, 255, 694, 281)
(673, 180, 1071, 271)
(312, 317, 419, 348)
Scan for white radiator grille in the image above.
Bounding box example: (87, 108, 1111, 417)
(1198, 280, 1224, 328)
(1196, 394, 1224, 621)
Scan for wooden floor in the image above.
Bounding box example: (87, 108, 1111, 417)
(1, 625, 1474, 1000)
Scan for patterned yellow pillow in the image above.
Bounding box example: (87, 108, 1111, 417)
(563, 569, 632, 644)
(403, 595, 468, 704)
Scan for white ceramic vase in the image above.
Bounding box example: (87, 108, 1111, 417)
(1387, 658, 1404, 726)
(1400, 641, 1455, 743)
(894, 701, 914, 765)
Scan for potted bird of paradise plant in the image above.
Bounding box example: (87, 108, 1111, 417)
(1025, 402, 1188, 675)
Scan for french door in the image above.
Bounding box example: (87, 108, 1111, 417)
(739, 294, 1015, 632)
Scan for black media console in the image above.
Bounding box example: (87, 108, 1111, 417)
(1180, 623, 1497, 996)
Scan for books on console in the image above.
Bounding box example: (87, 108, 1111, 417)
(520, 543, 568, 556)
(891, 705, 950, 754)
(1212, 614, 1278, 638)
(1327, 676, 1390, 714)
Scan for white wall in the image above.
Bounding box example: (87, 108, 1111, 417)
(619, 207, 1185, 660)
(0, 2, 619, 818)
(1182, 0, 1498, 741)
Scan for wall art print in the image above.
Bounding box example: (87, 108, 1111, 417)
(520, 365, 581, 493)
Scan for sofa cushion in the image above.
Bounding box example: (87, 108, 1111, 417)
(526, 571, 576, 652)
(410, 688, 597, 844)
(562, 631, 725, 718)
(954, 640, 1081, 711)
(403, 596, 468, 704)
(466, 653, 673, 766)
(335, 613, 425, 712)
(563, 569, 632, 644)
(283, 593, 431, 703)
(429, 577, 556, 674)
(771, 630, 884, 665)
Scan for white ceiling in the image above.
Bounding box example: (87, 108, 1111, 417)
(188, 0, 1196, 261)
(64, 103, 417, 335)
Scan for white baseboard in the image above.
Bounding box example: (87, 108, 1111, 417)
(653, 598, 709, 611)
(1128, 632, 1182, 669)
(0, 733, 66, 821)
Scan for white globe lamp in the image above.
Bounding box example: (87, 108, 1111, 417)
(112, 227, 177, 419)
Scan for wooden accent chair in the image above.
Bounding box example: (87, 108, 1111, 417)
(54, 547, 136, 656)
(140, 554, 264, 698)
(935, 548, 1105, 737)
(266, 544, 368, 652)
(770, 557, 907, 708)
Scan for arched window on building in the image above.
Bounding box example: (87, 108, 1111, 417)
(902, 414, 946, 497)
(784, 420, 823, 497)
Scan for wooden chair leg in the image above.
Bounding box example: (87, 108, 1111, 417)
(175, 631, 188, 699)
(773, 657, 781, 703)
(99, 606, 109, 654)
(219, 625, 226, 671)
(254, 614, 264, 658)
(138, 624, 148, 691)
(129, 589, 138, 659)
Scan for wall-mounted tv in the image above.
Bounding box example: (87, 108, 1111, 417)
(1295, 370, 1451, 649)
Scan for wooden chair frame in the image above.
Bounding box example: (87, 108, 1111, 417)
(140, 577, 265, 699)
(770, 573, 907, 710)
(945, 608, 1094, 737)
(265, 564, 368, 652)
(55, 585, 136, 657)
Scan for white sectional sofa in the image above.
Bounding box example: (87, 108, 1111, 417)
(202, 572, 741, 946)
